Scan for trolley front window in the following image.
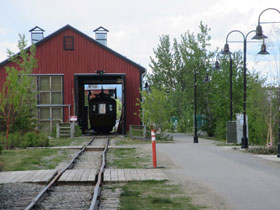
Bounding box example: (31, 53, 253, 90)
(98, 104, 106, 114)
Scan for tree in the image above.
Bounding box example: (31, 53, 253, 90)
(0, 34, 37, 149)
(259, 26, 280, 146)
(207, 52, 244, 137)
(139, 87, 172, 131)
(146, 21, 270, 144)
(147, 22, 213, 133)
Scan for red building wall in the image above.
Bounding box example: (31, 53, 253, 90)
(0, 25, 145, 132)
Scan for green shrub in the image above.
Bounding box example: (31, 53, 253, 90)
(75, 125, 82, 137)
(38, 133, 49, 147)
(0, 143, 2, 154)
(0, 161, 3, 172)
(9, 132, 23, 148)
(22, 132, 49, 148)
(0, 132, 23, 149)
(51, 126, 57, 138)
(155, 132, 173, 141)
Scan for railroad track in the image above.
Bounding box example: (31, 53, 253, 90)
(24, 135, 110, 210)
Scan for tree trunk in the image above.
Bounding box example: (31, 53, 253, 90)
(5, 120, 10, 149)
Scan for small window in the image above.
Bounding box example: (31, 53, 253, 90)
(98, 104, 106, 114)
(64, 36, 74, 50)
(93, 105, 96, 112)
(109, 104, 113, 112)
(96, 33, 107, 40)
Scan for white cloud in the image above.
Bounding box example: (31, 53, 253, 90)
(0, 27, 9, 36)
(0, 0, 280, 76)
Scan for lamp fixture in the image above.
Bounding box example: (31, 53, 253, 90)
(252, 25, 268, 40)
(221, 43, 232, 55)
(257, 40, 270, 55)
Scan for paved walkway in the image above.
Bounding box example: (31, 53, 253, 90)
(157, 133, 280, 210)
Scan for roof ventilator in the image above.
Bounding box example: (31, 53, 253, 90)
(29, 26, 45, 44)
(93, 26, 109, 46)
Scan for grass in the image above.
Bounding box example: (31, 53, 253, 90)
(0, 136, 89, 171)
(49, 137, 90, 147)
(216, 143, 240, 146)
(203, 136, 226, 143)
(247, 146, 277, 155)
(119, 180, 203, 210)
(107, 148, 150, 168)
(0, 148, 70, 171)
(116, 138, 150, 145)
(115, 137, 173, 145)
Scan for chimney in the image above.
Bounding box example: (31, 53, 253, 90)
(93, 26, 109, 46)
(29, 26, 45, 44)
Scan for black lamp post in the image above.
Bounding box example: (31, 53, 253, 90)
(222, 30, 269, 149)
(194, 67, 213, 143)
(194, 69, 198, 143)
(252, 7, 280, 156)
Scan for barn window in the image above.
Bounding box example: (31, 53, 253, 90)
(63, 36, 74, 50)
(38, 76, 63, 133)
(39, 76, 62, 105)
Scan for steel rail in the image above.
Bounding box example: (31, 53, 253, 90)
(89, 136, 109, 210)
(25, 137, 95, 210)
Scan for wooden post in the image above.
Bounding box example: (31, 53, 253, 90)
(151, 129, 157, 168)
(143, 126, 146, 141)
(56, 123, 60, 139)
(70, 122, 75, 138)
(129, 125, 132, 139)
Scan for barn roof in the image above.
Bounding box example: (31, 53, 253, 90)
(0, 24, 146, 74)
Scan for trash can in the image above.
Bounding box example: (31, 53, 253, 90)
(170, 116, 178, 131)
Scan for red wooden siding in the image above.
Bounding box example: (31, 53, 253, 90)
(0, 25, 145, 132)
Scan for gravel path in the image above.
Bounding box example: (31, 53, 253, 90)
(0, 183, 43, 210)
(35, 137, 107, 209)
(34, 184, 93, 210)
(99, 183, 123, 210)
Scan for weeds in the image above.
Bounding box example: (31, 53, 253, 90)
(120, 181, 202, 210)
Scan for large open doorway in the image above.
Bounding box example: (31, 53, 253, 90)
(74, 74, 126, 134)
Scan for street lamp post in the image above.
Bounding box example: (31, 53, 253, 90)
(229, 57, 233, 121)
(222, 30, 269, 149)
(252, 7, 280, 156)
(194, 69, 198, 143)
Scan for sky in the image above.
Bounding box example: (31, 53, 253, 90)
(0, 0, 280, 84)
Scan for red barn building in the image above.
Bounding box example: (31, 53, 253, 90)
(0, 25, 145, 134)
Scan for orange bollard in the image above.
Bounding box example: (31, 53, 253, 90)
(151, 129, 157, 168)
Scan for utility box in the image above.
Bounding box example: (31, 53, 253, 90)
(236, 113, 248, 144)
(226, 121, 237, 143)
(226, 114, 248, 144)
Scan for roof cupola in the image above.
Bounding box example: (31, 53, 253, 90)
(93, 26, 109, 46)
